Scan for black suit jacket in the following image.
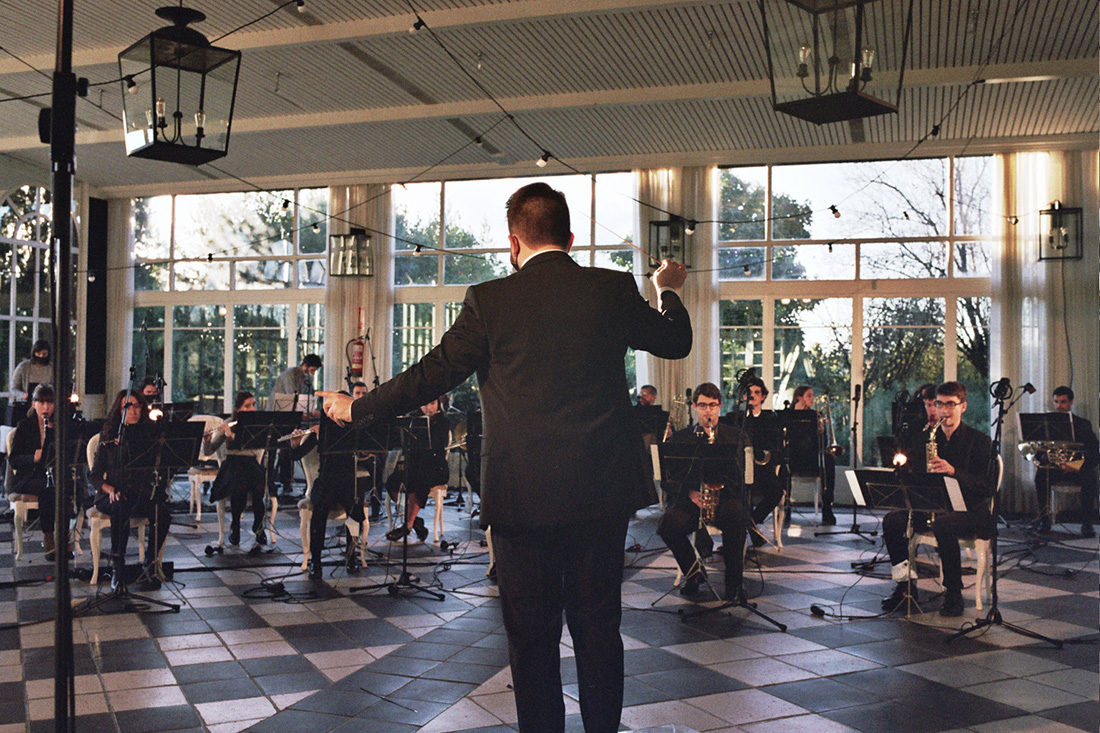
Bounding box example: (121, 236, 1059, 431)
(352, 250, 692, 528)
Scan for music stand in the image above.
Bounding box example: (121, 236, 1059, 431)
(235, 411, 303, 548)
(1018, 412, 1076, 442)
(656, 441, 785, 631)
(634, 405, 670, 436)
(351, 415, 445, 601)
(156, 402, 197, 422)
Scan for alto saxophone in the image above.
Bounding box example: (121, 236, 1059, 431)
(926, 418, 944, 465)
(698, 425, 720, 526)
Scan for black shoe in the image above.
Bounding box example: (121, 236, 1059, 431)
(255, 528, 268, 546)
(385, 526, 410, 542)
(680, 571, 705, 596)
(724, 586, 748, 604)
(413, 516, 428, 542)
(345, 552, 360, 573)
(110, 557, 126, 592)
(486, 564, 497, 583)
(308, 560, 323, 580)
(821, 508, 837, 526)
(940, 590, 964, 617)
(1081, 523, 1095, 538)
(880, 581, 917, 612)
(748, 525, 766, 548)
(229, 527, 241, 546)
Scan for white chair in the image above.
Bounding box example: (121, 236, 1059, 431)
(429, 485, 448, 543)
(6, 427, 40, 562)
(297, 449, 368, 572)
(187, 415, 224, 520)
(83, 433, 152, 585)
(909, 455, 1004, 611)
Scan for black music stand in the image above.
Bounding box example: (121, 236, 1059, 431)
(778, 410, 819, 526)
(156, 402, 197, 422)
(352, 415, 445, 601)
(634, 405, 670, 436)
(235, 411, 303, 549)
(657, 441, 786, 631)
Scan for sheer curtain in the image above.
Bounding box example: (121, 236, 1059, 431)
(634, 166, 717, 412)
(325, 184, 393, 393)
(992, 150, 1099, 511)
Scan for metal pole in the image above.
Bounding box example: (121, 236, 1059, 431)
(50, 0, 77, 728)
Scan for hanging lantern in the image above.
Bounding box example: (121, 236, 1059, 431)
(118, 5, 241, 165)
(1037, 201, 1083, 261)
(759, 0, 915, 125)
(329, 228, 374, 277)
(649, 218, 690, 266)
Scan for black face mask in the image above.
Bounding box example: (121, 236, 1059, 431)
(32, 354, 49, 365)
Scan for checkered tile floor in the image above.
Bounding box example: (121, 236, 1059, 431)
(1, 488, 1096, 733)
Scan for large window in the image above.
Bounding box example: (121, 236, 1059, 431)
(132, 188, 326, 412)
(717, 157, 993, 465)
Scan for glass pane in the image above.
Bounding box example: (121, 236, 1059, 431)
(173, 304, 225, 329)
(235, 260, 293, 289)
(233, 305, 289, 396)
(394, 253, 438, 286)
(443, 305, 481, 413)
(860, 242, 948, 279)
(175, 190, 294, 259)
(131, 196, 172, 259)
(720, 299, 763, 327)
(14, 246, 37, 316)
(594, 172, 634, 247)
(394, 181, 441, 251)
(132, 306, 165, 380)
(718, 247, 766, 280)
(0, 242, 9, 315)
(720, 328, 763, 411)
(957, 297, 991, 433)
(953, 241, 991, 278)
(298, 188, 328, 254)
(173, 261, 230, 290)
(298, 259, 326, 288)
(392, 303, 434, 374)
(15, 323, 33, 375)
(773, 159, 948, 240)
(135, 262, 170, 292)
(864, 297, 944, 327)
(298, 304, 325, 368)
(443, 252, 510, 285)
(718, 167, 770, 241)
(953, 156, 994, 236)
(445, 175, 592, 248)
(0, 324, 8, 397)
(172, 305, 225, 409)
(593, 249, 634, 272)
(773, 243, 855, 280)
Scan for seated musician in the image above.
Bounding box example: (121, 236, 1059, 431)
(792, 384, 837, 526)
(10, 384, 63, 559)
(739, 377, 784, 546)
(1032, 386, 1099, 537)
(657, 383, 749, 602)
(385, 396, 450, 542)
(205, 392, 268, 547)
(91, 390, 171, 591)
(880, 381, 992, 617)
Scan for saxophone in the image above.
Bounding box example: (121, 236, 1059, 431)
(698, 425, 720, 526)
(926, 418, 944, 466)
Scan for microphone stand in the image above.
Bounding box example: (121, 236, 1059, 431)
(816, 384, 876, 543)
(947, 380, 1061, 647)
(364, 329, 381, 388)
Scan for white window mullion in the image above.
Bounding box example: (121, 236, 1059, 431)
(850, 296, 865, 467)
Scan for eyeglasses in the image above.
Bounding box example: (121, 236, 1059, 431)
(694, 401, 721, 410)
(933, 400, 962, 409)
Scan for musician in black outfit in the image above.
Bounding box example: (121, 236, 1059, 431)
(10, 385, 62, 559)
(385, 396, 451, 542)
(91, 390, 171, 590)
(1032, 386, 1099, 537)
(736, 377, 784, 546)
(792, 385, 837, 525)
(657, 383, 749, 602)
(206, 391, 269, 547)
(880, 381, 993, 617)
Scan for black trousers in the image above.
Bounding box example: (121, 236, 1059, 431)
(309, 485, 366, 561)
(657, 492, 746, 596)
(492, 516, 629, 733)
(1035, 469, 1097, 521)
(882, 510, 986, 593)
(96, 490, 170, 562)
(750, 467, 784, 526)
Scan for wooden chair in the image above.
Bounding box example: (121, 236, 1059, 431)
(187, 415, 224, 520)
(909, 455, 1004, 611)
(83, 433, 152, 585)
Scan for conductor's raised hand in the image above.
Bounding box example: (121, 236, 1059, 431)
(652, 258, 687, 291)
(317, 390, 354, 426)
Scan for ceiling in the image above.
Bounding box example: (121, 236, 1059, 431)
(0, 0, 1095, 198)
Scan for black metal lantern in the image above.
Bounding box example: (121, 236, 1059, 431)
(1038, 201, 1083, 261)
(759, 0, 914, 125)
(329, 228, 374, 277)
(118, 5, 241, 165)
(649, 218, 691, 266)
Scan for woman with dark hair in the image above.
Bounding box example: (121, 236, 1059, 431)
(91, 389, 170, 590)
(206, 391, 268, 546)
(10, 339, 51, 400)
(9, 384, 61, 558)
(385, 397, 450, 542)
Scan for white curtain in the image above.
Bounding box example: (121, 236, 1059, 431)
(324, 184, 393, 393)
(992, 150, 1099, 512)
(104, 197, 136, 407)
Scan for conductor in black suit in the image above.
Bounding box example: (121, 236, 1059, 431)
(321, 182, 692, 732)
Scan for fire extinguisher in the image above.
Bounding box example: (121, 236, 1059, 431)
(347, 307, 366, 379)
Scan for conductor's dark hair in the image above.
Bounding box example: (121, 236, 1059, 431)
(692, 382, 722, 404)
(506, 182, 571, 247)
(301, 354, 322, 369)
(1053, 385, 1074, 401)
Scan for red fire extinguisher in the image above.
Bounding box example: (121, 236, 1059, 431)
(348, 307, 365, 379)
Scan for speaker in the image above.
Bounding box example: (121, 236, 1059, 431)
(84, 197, 109, 395)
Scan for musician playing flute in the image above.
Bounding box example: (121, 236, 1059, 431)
(657, 383, 750, 602)
(206, 391, 268, 547)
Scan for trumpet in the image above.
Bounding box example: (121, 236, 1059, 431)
(818, 396, 844, 456)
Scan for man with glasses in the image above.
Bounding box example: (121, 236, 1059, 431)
(657, 383, 749, 602)
(879, 381, 993, 617)
(1032, 386, 1099, 537)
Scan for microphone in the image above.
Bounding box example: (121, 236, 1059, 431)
(991, 377, 1012, 400)
(1023, 382, 1036, 394)
(852, 384, 862, 403)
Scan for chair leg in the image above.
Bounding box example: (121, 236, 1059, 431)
(216, 501, 227, 546)
(90, 521, 103, 585)
(300, 507, 312, 571)
(431, 487, 446, 543)
(13, 504, 24, 562)
(137, 524, 147, 566)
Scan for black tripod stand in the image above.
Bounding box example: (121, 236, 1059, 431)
(816, 384, 877, 543)
(947, 379, 1062, 648)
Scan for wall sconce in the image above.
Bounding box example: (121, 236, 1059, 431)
(1037, 201, 1083, 261)
(118, 5, 241, 165)
(328, 228, 374, 277)
(649, 217, 690, 266)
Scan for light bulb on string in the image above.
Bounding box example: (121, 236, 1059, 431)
(743, 265, 751, 276)
(311, 222, 320, 233)
(536, 152, 550, 168)
(1008, 216, 1019, 226)
(296, 0, 305, 12)
(685, 221, 696, 235)
(413, 244, 423, 257)
(281, 199, 291, 212)
(410, 18, 425, 33)
(829, 205, 840, 219)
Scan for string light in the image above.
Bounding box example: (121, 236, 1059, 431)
(743, 265, 751, 276)
(281, 199, 290, 211)
(410, 17, 425, 33)
(124, 76, 137, 94)
(685, 221, 696, 235)
(1008, 215, 1019, 225)
(829, 205, 841, 219)
(535, 152, 550, 168)
(903, 211, 910, 220)
(311, 222, 320, 233)
(296, 0, 305, 12)
(473, 136, 484, 148)
(827, 243, 833, 253)
(413, 244, 423, 257)
(931, 124, 941, 137)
